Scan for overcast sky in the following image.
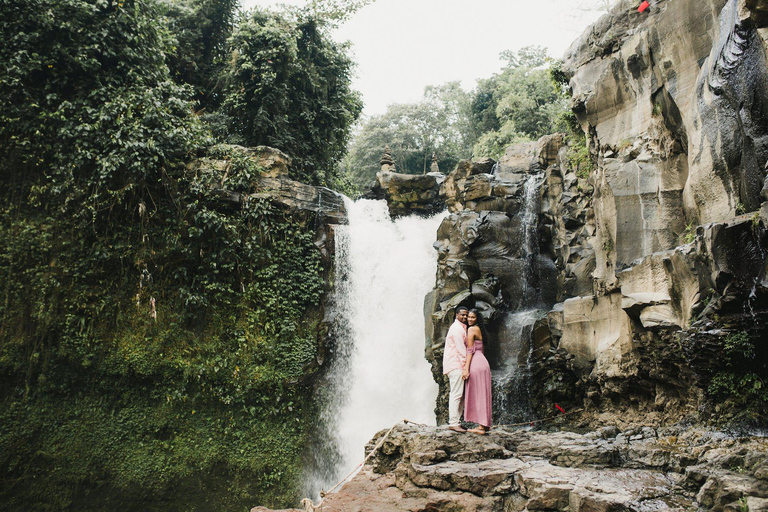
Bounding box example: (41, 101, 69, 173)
(239, 0, 609, 116)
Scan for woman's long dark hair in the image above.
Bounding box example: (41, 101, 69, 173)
(468, 308, 490, 346)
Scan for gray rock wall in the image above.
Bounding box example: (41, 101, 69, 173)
(419, 0, 768, 427)
(544, 0, 768, 424)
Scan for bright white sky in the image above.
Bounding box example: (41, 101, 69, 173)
(239, 0, 609, 116)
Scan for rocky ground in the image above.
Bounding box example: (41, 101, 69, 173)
(254, 422, 768, 512)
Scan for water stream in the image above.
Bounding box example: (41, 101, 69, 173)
(304, 199, 443, 497)
(491, 173, 548, 424)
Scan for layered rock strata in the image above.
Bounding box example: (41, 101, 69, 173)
(420, 0, 768, 426)
(254, 423, 768, 512)
(562, 0, 768, 271)
(542, 0, 768, 422)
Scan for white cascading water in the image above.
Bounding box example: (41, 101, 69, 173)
(305, 198, 443, 496)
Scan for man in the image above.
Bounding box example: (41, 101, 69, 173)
(442, 306, 468, 432)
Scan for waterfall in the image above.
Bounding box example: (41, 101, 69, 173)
(520, 174, 544, 304)
(304, 198, 443, 497)
(492, 173, 548, 424)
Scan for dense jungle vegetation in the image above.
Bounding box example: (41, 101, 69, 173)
(0, 0, 361, 510)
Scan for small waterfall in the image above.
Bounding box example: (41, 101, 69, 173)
(304, 199, 442, 497)
(492, 173, 547, 424)
(520, 174, 544, 304)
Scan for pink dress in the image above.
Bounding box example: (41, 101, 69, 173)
(464, 337, 492, 427)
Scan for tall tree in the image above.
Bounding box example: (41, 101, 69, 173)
(161, 0, 240, 110)
(471, 45, 568, 158)
(343, 82, 474, 190)
(221, 9, 363, 185)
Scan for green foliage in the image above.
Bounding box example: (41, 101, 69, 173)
(160, 0, 240, 110)
(344, 46, 572, 184)
(567, 135, 594, 179)
(708, 331, 768, 423)
(305, 0, 376, 23)
(221, 9, 363, 186)
(739, 497, 749, 512)
(0, 1, 334, 509)
(471, 46, 570, 158)
(683, 223, 697, 244)
(548, 58, 570, 94)
(472, 123, 530, 160)
(602, 236, 614, 255)
(0, 145, 327, 510)
(736, 202, 747, 215)
(343, 82, 475, 189)
(0, 0, 205, 203)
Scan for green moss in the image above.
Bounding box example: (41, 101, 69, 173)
(707, 331, 768, 424)
(567, 135, 594, 180)
(682, 223, 696, 244)
(0, 148, 327, 510)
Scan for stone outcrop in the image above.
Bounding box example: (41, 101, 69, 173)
(189, 145, 347, 226)
(365, 146, 446, 217)
(420, 0, 768, 428)
(188, 144, 346, 368)
(366, 170, 445, 217)
(255, 423, 768, 512)
(425, 140, 563, 424)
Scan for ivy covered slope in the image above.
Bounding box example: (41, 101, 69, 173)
(0, 0, 359, 510)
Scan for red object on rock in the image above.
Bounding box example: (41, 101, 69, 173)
(555, 403, 566, 414)
(638, 1, 650, 12)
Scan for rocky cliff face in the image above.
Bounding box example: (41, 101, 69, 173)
(551, 0, 768, 423)
(411, 0, 768, 426)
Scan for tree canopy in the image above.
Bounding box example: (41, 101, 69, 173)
(472, 46, 568, 158)
(342, 46, 569, 190)
(221, 9, 363, 185)
(0, 0, 364, 509)
(343, 81, 475, 189)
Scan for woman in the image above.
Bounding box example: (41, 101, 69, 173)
(462, 309, 492, 434)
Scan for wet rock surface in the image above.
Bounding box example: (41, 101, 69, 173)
(366, 170, 445, 218)
(254, 423, 768, 511)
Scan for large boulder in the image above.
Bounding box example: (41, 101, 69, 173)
(366, 170, 445, 217)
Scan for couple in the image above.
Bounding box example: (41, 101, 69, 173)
(442, 306, 492, 435)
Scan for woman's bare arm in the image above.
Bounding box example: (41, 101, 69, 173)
(462, 327, 479, 380)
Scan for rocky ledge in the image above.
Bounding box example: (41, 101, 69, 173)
(256, 423, 768, 512)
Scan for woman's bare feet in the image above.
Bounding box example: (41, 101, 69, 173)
(467, 426, 487, 435)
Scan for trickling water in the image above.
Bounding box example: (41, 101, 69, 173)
(492, 173, 547, 424)
(304, 199, 443, 497)
(520, 174, 544, 303)
(746, 227, 767, 319)
(492, 309, 541, 424)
